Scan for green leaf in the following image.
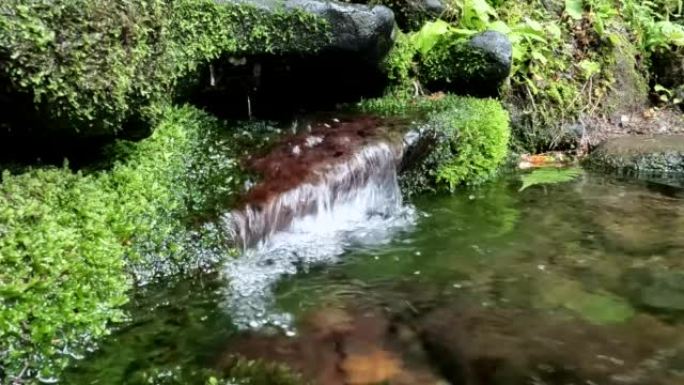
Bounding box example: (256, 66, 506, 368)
(578, 59, 601, 79)
(411, 20, 453, 55)
(565, 0, 584, 20)
(488, 20, 512, 34)
(519, 167, 583, 191)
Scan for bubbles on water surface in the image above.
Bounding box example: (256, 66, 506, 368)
(222, 140, 416, 330)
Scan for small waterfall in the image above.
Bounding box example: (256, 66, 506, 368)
(222, 117, 416, 329)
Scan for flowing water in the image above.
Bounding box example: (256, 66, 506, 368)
(64, 119, 684, 385)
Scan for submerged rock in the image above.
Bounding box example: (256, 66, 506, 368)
(218, 306, 445, 385)
(586, 135, 684, 174)
(624, 269, 684, 312)
(417, 304, 684, 385)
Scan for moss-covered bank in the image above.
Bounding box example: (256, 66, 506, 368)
(0, 105, 280, 383)
(359, 93, 511, 194)
(0, 0, 328, 139)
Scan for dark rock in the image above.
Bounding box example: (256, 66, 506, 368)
(585, 134, 684, 174)
(419, 30, 512, 97)
(624, 269, 684, 312)
(468, 31, 513, 79)
(372, 0, 446, 30)
(226, 0, 396, 60)
(287, 0, 395, 60)
(652, 47, 684, 97)
(398, 121, 450, 197)
(195, 0, 397, 118)
(416, 304, 684, 385)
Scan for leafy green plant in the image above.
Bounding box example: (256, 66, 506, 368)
(654, 83, 683, 105)
(519, 167, 583, 191)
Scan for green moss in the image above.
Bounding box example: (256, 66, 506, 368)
(359, 93, 510, 192)
(0, 106, 276, 383)
(0, 0, 328, 138)
(381, 30, 417, 89)
(358, 90, 470, 116)
(430, 98, 511, 189)
(418, 34, 491, 87)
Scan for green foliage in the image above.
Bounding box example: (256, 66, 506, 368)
(381, 30, 417, 87)
(0, 105, 268, 383)
(0, 169, 129, 382)
(377, 0, 684, 151)
(620, 0, 684, 53)
(411, 20, 464, 56)
(519, 167, 584, 191)
(0, 0, 328, 137)
(565, 0, 585, 20)
(431, 98, 511, 189)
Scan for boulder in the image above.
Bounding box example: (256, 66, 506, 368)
(417, 304, 683, 385)
(372, 0, 446, 30)
(194, 0, 397, 118)
(419, 30, 513, 96)
(585, 134, 684, 174)
(225, 0, 396, 60)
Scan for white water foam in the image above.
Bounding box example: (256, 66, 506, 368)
(222, 140, 416, 330)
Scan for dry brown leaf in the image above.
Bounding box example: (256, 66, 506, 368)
(341, 349, 402, 384)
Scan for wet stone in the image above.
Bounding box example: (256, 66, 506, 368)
(586, 134, 684, 174)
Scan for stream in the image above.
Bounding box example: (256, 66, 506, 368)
(63, 118, 684, 385)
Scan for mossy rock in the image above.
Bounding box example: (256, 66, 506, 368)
(364, 94, 511, 194)
(585, 135, 684, 174)
(0, 0, 329, 140)
(419, 31, 512, 97)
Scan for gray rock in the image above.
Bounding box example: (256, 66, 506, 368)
(419, 30, 512, 96)
(468, 30, 513, 80)
(624, 269, 684, 311)
(224, 0, 396, 60)
(422, 0, 446, 14)
(379, 0, 446, 30)
(585, 135, 684, 174)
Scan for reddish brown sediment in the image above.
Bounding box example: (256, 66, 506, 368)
(243, 116, 402, 207)
(216, 302, 684, 385)
(228, 116, 407, 247)
(216, 306, 444, 385)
